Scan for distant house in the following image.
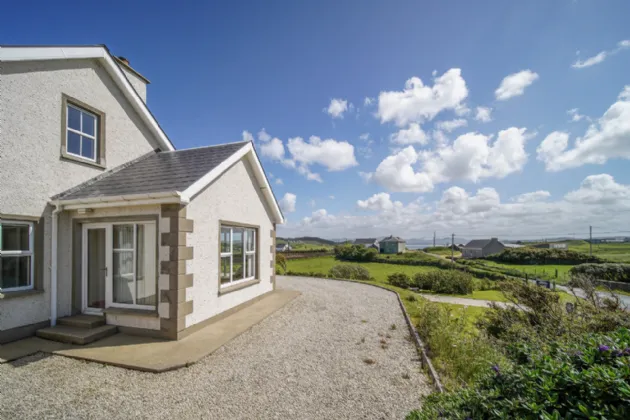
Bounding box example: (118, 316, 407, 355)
(461, 238, 505, 258)
(533, 243, 567, 249)
(504, 243, 524, 249)
(276, 244, 291, 252)
(353, 238, 379, 249)
(379, 235, 406, 254)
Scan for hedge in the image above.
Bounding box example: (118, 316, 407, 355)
(570, 263, 630, 283)
(487, 247, 603, 265)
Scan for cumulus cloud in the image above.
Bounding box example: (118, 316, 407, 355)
(572, 39, 630, 69)
(357, 192, 403, 211)
(288, 136, 358, 171)
(511, 190, 551, 203)
(325, 98, 349, 119)
(377, 69, 469, 126)
(279, 193, 297, 213)
(436, 119, 468, 133)
(567, 108, 588, 122)
(368, 127, 531, 192)
(475, 106, 492, 123)
(389, 123, 429, 145)
(364, 97, 375, 106)
(495, 70, 539, 101)
(259, 137, 286, 161)
(242, 130, 254, 142)
(564, 174, 630, 205)
(537, 86, 630, 171)
(258, 128, 272, 142)
(280, 174, 630, 239)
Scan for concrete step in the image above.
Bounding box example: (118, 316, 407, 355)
(58, 315, 105, 329)
(36, 325, 117, 345)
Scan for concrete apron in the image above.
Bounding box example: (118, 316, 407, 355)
(0, 289, 300, 372)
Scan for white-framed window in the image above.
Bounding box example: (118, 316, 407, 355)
(66, 103, 98, 162)
(0, 221, 34, 292)
(220, 225, 257, 287)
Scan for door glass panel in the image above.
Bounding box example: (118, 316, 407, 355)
(86, 228, 106, 309)
(113, 225, 134, 305)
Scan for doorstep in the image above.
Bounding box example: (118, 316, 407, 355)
(0, 289, 300, 372)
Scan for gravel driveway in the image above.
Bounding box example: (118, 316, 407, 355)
(0, 276, 430, 419)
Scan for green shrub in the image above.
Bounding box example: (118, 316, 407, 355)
(487, 247, 603, 265)
(275, 253, 287, 274)
(409, 327, 630, 419)
(570, 263, 630, 283)
(334, 243, 379, 262)
(412, 271, 474, 294)
(328, 264, 371, 280)
(387, 272, 411, 288)
(473, 277, 497, 291)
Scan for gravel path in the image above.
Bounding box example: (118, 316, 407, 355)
(419, 293, 515, 308)
(0, 276, 430, 420)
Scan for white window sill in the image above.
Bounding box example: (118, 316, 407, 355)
(218, 278, 260, 296)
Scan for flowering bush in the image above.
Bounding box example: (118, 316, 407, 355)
(408, 328, 630, 419)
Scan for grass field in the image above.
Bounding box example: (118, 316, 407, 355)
(568, 240, 630, 263)
(475, 260, 575, 283)
(423, 246, 462, 258)
(288, 243, 333, 251)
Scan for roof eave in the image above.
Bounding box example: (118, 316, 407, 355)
(54, 191, 187, 210)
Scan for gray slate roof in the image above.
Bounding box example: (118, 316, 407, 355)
(380, 235, 405, 243)
(55, 141, 248, 200)
(354, 238, 377, 244)
(463, 239, 503, 249)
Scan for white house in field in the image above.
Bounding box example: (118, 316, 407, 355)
(0, 45, 284, 344)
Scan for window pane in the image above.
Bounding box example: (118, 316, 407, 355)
(113, 251, 134, 304)
(232, 228, 244, 280)
(220, 256, 231, 284)
(82, 136, 95, 160)
(135, 225, 156, 306)
(0, 256, 31, 289)
(1, 224, 29, 251)
(67, 131, 81, 155)
(245, 254, 255, 278)
(246, 229, 255, 252)
(220, 228, 231, 253)
(68, 106, 81, 130)
(113, 225, 134, 249)
(82, 113, 96, 136)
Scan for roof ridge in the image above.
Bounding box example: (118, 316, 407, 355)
(51, 150, 158, 200)
(165, 140, 250, 153)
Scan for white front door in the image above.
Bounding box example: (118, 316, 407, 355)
(82, 222, 157, 313)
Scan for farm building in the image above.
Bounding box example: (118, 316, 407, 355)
(353, 238, 379, 249)
(379, 236, 406, 254)
(461, 238, 505, 258)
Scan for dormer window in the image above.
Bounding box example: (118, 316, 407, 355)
(61, 94, 106, 168)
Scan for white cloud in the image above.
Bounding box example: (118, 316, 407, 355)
(369, 127, 530, 192)
(436, 119, 468, 133)
(296, 165, 323, 183)
(377, 69, 469, 126)
(287, 136, 358, 171)
(275, 178, 284, 185)
(258, 128, 272, 142)
(357, 192, 403, 211)
(326, 98, 349, 119)
(572, 39, 630, 69)
(495, 70, 539, 101)
(389, 123, 429, 145)
(537, 86, 630, 171)
(564, 174, 630, 205)
(475, 106, 493, 123)
(511, 190, 550, 203)
(329, 195, 335, 199)
(567, 108, 587, 122)
(364, 97, 375, 106)
(359, 133, 371, 141)
(242, 130, 254, 142)
(279, 193, 297, 213)
(260, 137, 286, 161)
(280, 174, 630, 240)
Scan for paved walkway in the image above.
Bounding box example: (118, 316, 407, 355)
(418, 293, 514, 308)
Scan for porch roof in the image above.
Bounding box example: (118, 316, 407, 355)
(53, 141, 249, 201)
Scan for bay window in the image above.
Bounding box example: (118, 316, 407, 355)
(220, 225, 257, 287)
(0, 221, 34, 292)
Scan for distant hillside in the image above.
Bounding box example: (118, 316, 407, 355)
(277, 236, 337, 246)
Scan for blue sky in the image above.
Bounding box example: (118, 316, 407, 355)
(3, 0, 630, 240)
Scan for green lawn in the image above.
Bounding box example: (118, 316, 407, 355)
(569, 241, 630, 263)
(472, 260, 575, 283)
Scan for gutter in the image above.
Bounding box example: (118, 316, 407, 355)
(50, 201, 63, 326)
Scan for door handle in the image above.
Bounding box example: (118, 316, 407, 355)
(101, 267, 108, 275)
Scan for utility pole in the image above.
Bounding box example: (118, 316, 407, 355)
(433, 231, 436, 247)
(451, 233, 455, 263)
(589, 225, 593, 256)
